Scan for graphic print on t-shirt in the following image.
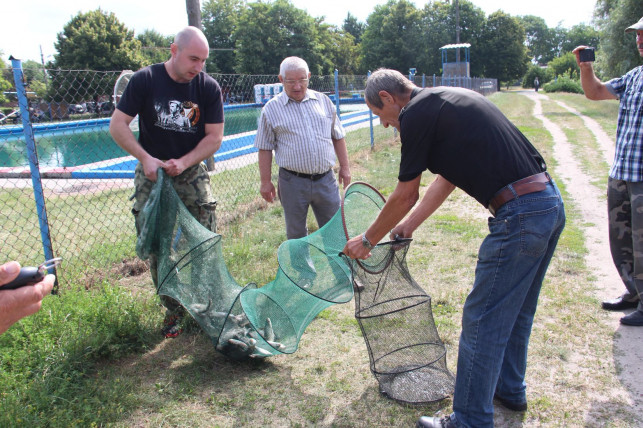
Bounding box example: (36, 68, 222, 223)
(154, 100, 200, 133)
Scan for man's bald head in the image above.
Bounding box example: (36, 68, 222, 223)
(166, 26, 209, 83)
(174, 26, 209, 52)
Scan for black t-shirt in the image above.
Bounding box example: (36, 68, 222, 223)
(398, 87, 546, 207)
(116, 63, 224, 160)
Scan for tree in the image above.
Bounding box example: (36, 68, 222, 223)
(548, 52, 579, 79)
(360, 0, 424, 73)
(50, 9, 144, 104)
(559, 24, 600, 55)
(21, 60, 49, 99)
(547, 25, 569, 59)
(419, 0, 486, 76)
(202, 0, 244, 74)
(596, 0, 643, 78)
(343, 12, 366, 44)
(233, 0, 322, 75)
(137, 29, 173, 66)
(53, 9, 142, 71)
(518, 15, 558, 64)
(0, 55, 12, 105)
(317, 24, 361, 75)
(478, 11, 528, 88)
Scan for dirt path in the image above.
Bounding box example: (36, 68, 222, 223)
(521, 91, 643, 417)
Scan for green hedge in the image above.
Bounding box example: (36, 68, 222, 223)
(543, 77, 584, 94)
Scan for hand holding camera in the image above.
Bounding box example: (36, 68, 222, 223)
(0, 260, 57, 335)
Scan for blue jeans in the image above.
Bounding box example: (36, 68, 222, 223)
(452, 180, 565, 427)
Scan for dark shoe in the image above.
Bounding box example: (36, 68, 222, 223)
(416, 415, 456, 428)
(602, 294, 639, 311)
(620, 310, 643, 326)
(494, 393, 528, 412)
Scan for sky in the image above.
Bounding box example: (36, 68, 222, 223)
(1, 0, 597, 64)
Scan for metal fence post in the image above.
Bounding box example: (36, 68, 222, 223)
(334, 69, 340, 119)
(10, 58, 56, 269)
(367, 71, 374, 149)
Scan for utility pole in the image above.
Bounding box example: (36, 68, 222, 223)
(455, 0, 461, 63)
(39, 45, 49, 92)
(186, 0, 201, 27)
(185, 0, 215, 171)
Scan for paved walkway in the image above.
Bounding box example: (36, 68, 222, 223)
(521, 90, 643, 418)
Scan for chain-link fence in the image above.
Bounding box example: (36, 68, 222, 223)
(1, 62, 496, 287)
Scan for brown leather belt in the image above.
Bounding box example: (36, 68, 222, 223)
(488, 172, 551, 216)
(282, 168, 331, 181)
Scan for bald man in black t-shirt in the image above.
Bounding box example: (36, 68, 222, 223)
(110, 26, 224, 338)
(343, 69, 565, 428)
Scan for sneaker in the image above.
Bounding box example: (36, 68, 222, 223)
(602, 293, 639, 311)
(162, 314, 183, 338)
(620, 310, 643, 326)
(416, 415, 456, 428)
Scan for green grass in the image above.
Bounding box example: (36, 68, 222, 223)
(0, 283, 160, 426)
(1, 92, 636, 427)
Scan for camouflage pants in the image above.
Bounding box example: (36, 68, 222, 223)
(132, 162, 217, 312)
(608, 178, 643, 309)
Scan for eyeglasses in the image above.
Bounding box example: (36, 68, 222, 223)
(283, 78, 309, 86)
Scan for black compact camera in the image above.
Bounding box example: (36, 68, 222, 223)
(579, 48, 595, 62)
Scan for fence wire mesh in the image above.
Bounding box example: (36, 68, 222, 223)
(1, 66, 495, 287)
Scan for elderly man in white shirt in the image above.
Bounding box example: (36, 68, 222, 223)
(255, 56, 351, 239)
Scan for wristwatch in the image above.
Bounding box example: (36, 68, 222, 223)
(361, 233, 373, 249)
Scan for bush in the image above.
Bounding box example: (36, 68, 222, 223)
(548, 52, 580, 80)
(543, 76, 584, 94)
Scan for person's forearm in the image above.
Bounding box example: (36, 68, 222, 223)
(333, 137, 351, 187)
(333, 138, 350, 168)
(258, 150, 273, 183)
(402, 175, 455, 231)
(178, 133, 222, 168)
(109, 120, 152, 163)
(364, 176, 422, 244)
(579, 63, 615, 101)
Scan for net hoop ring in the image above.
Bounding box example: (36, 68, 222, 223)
(341, 181, 407, 274)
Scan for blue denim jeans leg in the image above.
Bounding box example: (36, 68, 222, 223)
(452, 181, 566, 427)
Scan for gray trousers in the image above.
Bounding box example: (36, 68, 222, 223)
(277, 168, 340, 239)
(608, 178, 643, 311)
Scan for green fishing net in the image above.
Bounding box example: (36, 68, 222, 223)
(136, 170, 453, 403)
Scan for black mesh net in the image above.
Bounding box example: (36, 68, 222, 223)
(340, 182, 455, 404)
(136, 171, 453, 403)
